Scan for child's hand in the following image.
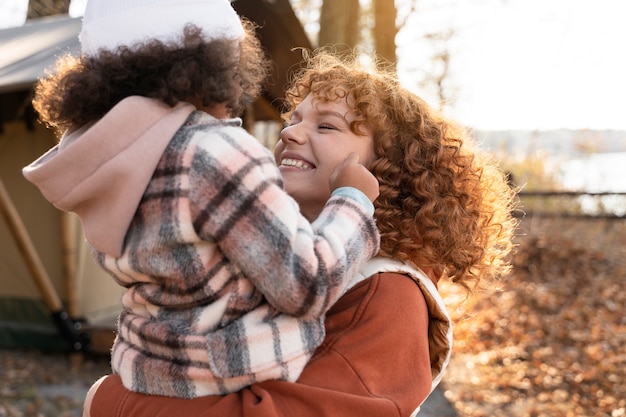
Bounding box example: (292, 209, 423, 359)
(329, 152, 379, 203)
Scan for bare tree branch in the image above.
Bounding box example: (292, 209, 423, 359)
(397, 0, 419, 32)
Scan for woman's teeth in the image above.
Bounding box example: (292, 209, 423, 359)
(281, 158, 313, 170)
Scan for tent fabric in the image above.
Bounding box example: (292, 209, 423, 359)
(0, 297, 69, 351)
(0, 121, 125, 352)
(0, 15, 81, 94)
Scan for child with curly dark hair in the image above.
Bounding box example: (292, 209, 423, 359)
(23, 0, 380, 399)
(82, 50, 518, 417)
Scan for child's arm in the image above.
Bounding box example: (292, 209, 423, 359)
(189, 128, 380, 318)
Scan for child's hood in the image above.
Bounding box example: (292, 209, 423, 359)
(22, 96, 195, 257)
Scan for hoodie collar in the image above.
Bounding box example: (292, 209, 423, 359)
(23, 96, 196, 256)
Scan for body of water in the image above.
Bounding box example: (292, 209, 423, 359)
(558, 152, 626, 215)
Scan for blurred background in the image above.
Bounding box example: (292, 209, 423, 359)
(1, 1, 624, 416)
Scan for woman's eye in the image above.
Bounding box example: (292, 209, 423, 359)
(319, 124, 336, 130)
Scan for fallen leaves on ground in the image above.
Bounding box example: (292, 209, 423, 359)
(439, 217, 626, 417)
(0, 350, 109, 417)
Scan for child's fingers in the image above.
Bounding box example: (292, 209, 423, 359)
(344, 152, 359, 165)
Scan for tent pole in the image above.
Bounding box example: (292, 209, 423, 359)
(0, 178, 63, 311)
(0, 178, 89, 351)
(61, 211, 80, 318)
(60, 211, 86, 368)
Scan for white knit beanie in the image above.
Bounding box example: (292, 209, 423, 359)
(80, 0, 245, 56)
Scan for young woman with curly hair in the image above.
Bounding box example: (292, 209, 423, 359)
(82, 49, 517, 417)
(23, 0, 381, 402)
(283, 51, 516, 288)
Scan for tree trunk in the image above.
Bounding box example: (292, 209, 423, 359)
(372, 0, 398, 70)
(423, 30, 455, 110)
(319, 0, 360, 55)
(27, 0, 71, 20)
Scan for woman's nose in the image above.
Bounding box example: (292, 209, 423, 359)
(280, 124, 305, 145)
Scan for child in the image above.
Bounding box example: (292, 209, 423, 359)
(83, 49, 518, 417)
(22, 1, 380, 398)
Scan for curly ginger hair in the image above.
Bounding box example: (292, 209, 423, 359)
(283, 51, 518, 288)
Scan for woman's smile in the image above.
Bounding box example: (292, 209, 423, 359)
(278, 153, 316, 171)
(274, 94, 375, 220)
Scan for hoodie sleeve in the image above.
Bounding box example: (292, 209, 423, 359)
(187, 124, 380, 317)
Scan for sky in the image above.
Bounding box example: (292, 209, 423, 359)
(1, 0, 625, 131)
(396, 0, 626, 131)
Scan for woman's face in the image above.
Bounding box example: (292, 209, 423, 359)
(274, 94, 375, 221)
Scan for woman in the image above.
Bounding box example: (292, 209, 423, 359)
(85, 50, 518, 417)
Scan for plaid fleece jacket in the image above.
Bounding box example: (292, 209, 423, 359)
(23, 97, 380, 397)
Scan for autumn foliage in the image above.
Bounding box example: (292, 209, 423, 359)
(440, 217, 626, 417)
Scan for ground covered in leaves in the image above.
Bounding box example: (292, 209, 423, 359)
(0, 350, 109, 417)
(439, 217, 626, 417)
(1, 217, 624, 417)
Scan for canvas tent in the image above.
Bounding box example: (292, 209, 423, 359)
(0, 2, 312, 353)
